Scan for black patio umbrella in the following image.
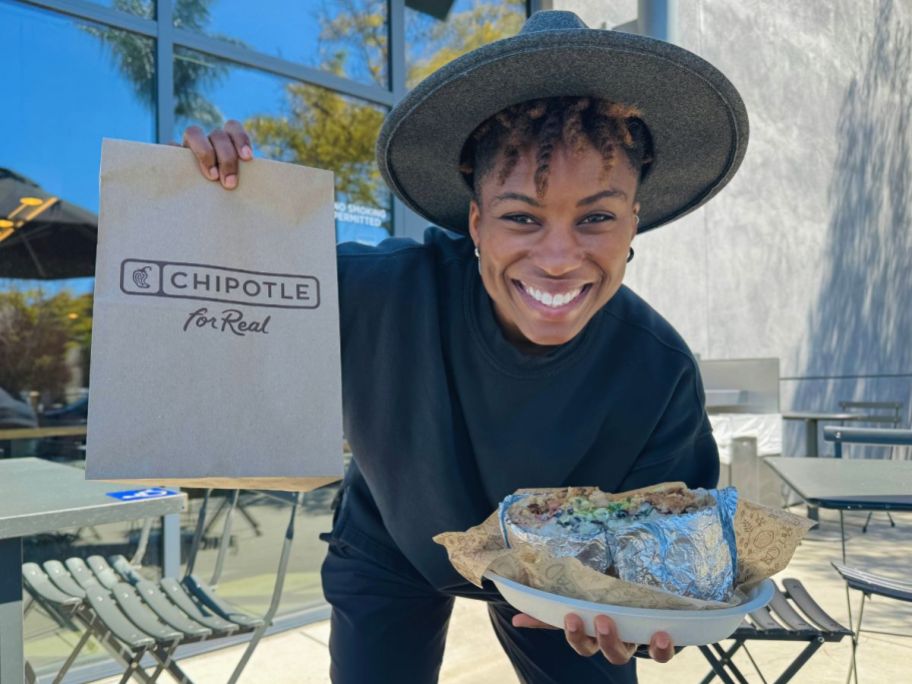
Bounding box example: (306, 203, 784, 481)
(0, 168, 97, 279)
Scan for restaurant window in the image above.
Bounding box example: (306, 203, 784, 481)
(405, 0, 526, 90)
(0, 0, 156, 222)
(174, 47, 392, 244)
(173, 0, 389, 88)
(80, 0, 155, 19)
(0, 0, 152, 408)
(3, 0, 528, 678)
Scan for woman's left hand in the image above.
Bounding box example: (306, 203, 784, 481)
(512, 612, 675, 664)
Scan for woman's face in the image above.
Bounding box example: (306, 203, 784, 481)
(468, 142, 640, 352)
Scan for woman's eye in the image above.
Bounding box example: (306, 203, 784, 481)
(582, 213, 615, 224)
(503, 214, 537, 225)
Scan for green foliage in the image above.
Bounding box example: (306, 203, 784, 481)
(246, 86, 387, 208)
(316, 0, 388, 86)
(246, 0, 524, 209)
(0, 290, 93, 398)
(79, 0, 244, 128)
(405, 0, 525, 88)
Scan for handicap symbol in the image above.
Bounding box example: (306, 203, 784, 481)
(107, 487, 177, 501)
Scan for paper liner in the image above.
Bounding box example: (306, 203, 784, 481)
(433, 482, 813, 610)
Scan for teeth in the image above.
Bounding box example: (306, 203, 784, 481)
(521, 282, 583, 308)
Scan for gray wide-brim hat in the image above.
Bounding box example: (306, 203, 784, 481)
(376, 10, 749, 235)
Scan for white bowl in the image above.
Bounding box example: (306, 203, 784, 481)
(484, 572, 774, 646)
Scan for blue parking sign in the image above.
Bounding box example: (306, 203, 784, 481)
(107, 487, 179, 501)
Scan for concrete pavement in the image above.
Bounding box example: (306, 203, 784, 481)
(94, 507, 912, 683)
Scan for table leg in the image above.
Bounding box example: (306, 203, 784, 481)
(0, 536, 25, 684)
(806, 419, 820, 521)
(161, 512, 180, 579)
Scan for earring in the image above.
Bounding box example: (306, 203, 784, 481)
(627, 247, 635, 263)
(474, 246, 480, 259)
(635, 214, 640, 226)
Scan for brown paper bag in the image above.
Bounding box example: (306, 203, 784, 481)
(85, 139, 343, 491)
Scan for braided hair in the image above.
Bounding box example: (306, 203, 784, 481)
(458, 96, 654, 206)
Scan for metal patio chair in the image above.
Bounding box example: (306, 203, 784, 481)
(832, 562, 912, 684)
(22, 488, 302, 683)
(836, 401, 905, 531)
(23, 560, 185, 683)
(699, 578, 851, 684)
(824, 426, 912, 546)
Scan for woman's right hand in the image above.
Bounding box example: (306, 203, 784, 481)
(179, 120, 254, 190)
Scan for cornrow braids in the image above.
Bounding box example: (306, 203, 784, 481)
(458, 96, 654, 207)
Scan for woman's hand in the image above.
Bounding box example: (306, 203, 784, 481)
(512, 612, 675, 664)
(177, 120, 254, 190)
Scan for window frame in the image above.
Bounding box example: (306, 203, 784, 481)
(17, 0, 538, 238)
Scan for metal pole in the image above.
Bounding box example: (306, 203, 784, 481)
(161, 512, 181, 578)
(156, 0, 175, 144)
(0, 537, 24, 684)
(638, 0, 678, 43)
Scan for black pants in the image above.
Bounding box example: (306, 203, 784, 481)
(320, 535, 637, 684)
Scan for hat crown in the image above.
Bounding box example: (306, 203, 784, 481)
(519, 10, 590, 34)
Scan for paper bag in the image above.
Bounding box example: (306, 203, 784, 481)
(85, 139, 343, 491)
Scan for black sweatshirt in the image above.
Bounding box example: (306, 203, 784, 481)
(330, 227, 719, 594)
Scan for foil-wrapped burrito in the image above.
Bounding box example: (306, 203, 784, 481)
(498, 484, 739, 602)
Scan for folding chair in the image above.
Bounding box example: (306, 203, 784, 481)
(699, 578, 851, 684)
(23, 561, 183, 683)
(832, 563, 912, 684)
(836, 401, 905, 532)
(823, 426, 912, 549)
(22, 488, 302, 683)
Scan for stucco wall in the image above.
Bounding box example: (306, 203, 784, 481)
(554, 0, 912, 450)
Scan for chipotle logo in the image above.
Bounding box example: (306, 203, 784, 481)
(120, 259, 319, 309)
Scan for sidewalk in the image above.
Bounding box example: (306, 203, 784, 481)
(95, 508, 912, 683)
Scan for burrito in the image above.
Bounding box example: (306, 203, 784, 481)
(498, 484, 739, 602)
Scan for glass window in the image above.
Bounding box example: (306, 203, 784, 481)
(174, 47, 392, 243)
(405, 0, 526, 90)
(173, 0, 388, 88)
(182, 488, 340, 617)
(0, 0, 156, 220)
(83, 0, 155, 19)
(0, 0, 152, 385)
(0, 4, 149, 675)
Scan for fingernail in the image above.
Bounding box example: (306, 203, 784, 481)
(596, 619, 610, 636)
(656, 635, 669, 649)
(208, 166, 218, 179)
(564, 618, 578, 633)
(225, 175, 237, 188)
(241, 145, 252, 159)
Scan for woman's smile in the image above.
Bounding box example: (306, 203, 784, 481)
(512, 279, 593, 319)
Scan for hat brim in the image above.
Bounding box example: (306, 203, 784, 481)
(377, 28, 749, 234)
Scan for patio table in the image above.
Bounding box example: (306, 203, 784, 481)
(781, 412, 873, 521)
(0, 457, 185, 684)
(763, 456, 912, 562)
(0, 426, 88, 459)
(781, 412, 873, 458)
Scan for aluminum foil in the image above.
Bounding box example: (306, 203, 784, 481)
(499, 487, 740, 602)
(498, 493, 612, 572)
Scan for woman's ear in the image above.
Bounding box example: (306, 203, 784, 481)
(468, 199, 481, 246)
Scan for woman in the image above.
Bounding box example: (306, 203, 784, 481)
(180, 10, 748, 683)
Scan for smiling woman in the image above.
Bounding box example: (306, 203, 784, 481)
(176, 9, 749, 684)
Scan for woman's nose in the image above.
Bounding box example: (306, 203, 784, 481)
(534, 226, 583, 275)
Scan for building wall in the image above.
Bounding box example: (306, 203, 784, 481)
(555, 0, 912, 450)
